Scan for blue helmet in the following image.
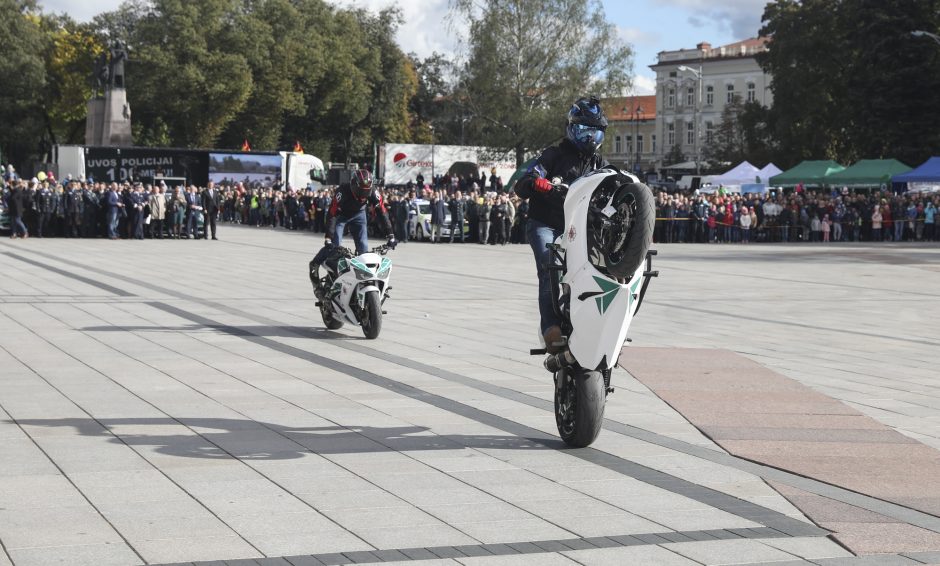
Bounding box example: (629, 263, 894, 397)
(566, 96, 608, 154)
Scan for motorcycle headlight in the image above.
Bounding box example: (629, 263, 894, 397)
(376, 258, 392, 279)
(349, 259, 373, 280)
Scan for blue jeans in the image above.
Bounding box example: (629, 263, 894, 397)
(332, 209, 369, 254)
(526, 219, 562, 334)
(107, 208, 119, 238)
(13, 215, 28, 237)
(313, 209, 371, 269)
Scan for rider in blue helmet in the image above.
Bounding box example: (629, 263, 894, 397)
(516, 96, 609, 353)
(566, 96, 608, 154)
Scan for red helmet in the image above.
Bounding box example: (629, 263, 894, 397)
(351, 169, 373, 199)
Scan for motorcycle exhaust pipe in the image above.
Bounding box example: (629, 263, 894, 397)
(544, 349, 576, 373)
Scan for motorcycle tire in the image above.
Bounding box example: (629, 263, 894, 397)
(320, 300, 344, 330)
(604, 182, 655, 279)
(360, 290, 383, 339)
(554, 367, 605, 447)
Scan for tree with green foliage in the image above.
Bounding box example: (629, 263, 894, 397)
(450, 0, 634, 166)
(39, 15, 105, 146)
(0, 0, 47, 166)
(114, 0, 253, 148)
(703, 96, 776, 169)
(663, 143, 685, 167)
(408, 53, 454, 144)
(759, 0, 940, 167)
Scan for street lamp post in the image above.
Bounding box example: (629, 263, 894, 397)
(677, 64, 703, 175)
(633, 104, 643, 173)
(429, 124, 435, 186)
(912, 30, 940, 46)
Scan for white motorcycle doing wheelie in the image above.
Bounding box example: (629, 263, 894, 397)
(313, 244, 393, 339)
(532, 167, 657, 447)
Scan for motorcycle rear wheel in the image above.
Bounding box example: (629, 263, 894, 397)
(554, 367, 605, 447)
(320, 300, 344, 330)
(604, 182, 655, 279)
(361, 290, 383, 339)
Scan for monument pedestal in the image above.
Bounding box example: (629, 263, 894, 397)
(85, 89, 132, 147)
(85, 98, 105, 146)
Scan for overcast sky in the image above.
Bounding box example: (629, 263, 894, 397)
(38, 0, 768, 95)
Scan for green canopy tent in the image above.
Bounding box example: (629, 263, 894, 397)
(769, 160, 846, 187)
(504, 158, 536, 194)
(825, 159, 912, 189)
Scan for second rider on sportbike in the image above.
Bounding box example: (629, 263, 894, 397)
(309, 169, 396, 295)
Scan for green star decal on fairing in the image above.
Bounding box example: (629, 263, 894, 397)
(592, 276, 621, 314)
(629, 276, 642, 308)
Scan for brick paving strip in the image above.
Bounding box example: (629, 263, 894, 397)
(621, 347, 940, 555)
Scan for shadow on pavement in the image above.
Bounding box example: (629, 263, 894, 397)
(80, 324, 351, 339)
(11, 417, 555, 461)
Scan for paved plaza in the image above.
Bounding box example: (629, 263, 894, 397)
(0, 228, 939, 566)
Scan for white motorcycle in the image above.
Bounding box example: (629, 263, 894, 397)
(532, 168, 657, 447)
(313, 244, 393, 339)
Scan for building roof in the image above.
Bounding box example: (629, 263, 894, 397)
(602, 95, 657, 122)
(651, 37, 769, 68)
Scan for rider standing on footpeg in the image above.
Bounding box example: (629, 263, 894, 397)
(309, 169, 396, 294)
(515, 96, 609, 353)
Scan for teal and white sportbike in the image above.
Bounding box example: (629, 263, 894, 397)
(532, 168, 657, 447)
(314, 244, 393, 339)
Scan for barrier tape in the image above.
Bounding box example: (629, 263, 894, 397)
(655, 217, 934, 226)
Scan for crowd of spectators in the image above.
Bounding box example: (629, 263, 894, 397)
(4, 164, 938, 246)
(653, 187, 939, 244)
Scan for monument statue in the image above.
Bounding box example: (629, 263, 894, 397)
(86, 40, 133, 147)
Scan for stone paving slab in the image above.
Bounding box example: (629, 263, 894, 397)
(622, 346, 940, 554)
(2, 234, 938, 566)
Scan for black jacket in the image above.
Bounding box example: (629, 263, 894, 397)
(515, 138, 608, 230)
(326, 183, 392, 235)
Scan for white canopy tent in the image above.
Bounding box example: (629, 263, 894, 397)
(710, 161, 762, 187)
(757, 163, 782, 183)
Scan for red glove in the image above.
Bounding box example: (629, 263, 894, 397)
(533, 177, 552, 193)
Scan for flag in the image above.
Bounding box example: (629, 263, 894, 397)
(293, 140, 304, 154)
(241, 139, 251, 152)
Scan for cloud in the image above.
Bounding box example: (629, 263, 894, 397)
(633, 74, 656, 95)
(331, 0, 463, 60)
(617, 26, 660, 47)
(38, 0, 464, 60)
(39, 0, 123, 21)
(656, 0, 766, 39)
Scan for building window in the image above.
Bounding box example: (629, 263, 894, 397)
(626, 134, 633, 155)
(652, 134, 657, 154)
(637, 134, 644, 155)
(705, 121, 714, 144)
(667, 88, 676, 108)
(706, 85, 714, 106)
(726, 83, 735, 103)
(686, 87, 694, 107)
(746, 82, 756, 102)
(667, 123, 675, 146)
(686, 122, 694, 145)
(615, 135, 621, 154)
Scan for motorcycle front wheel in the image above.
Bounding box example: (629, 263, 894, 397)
(555, 367, 605, 447)
(360, 290, 383, 339)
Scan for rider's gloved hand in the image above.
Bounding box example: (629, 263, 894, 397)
(324, 237, 332, 247)
(534, 177, 552, 193)
(387, 236, 397, 250)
